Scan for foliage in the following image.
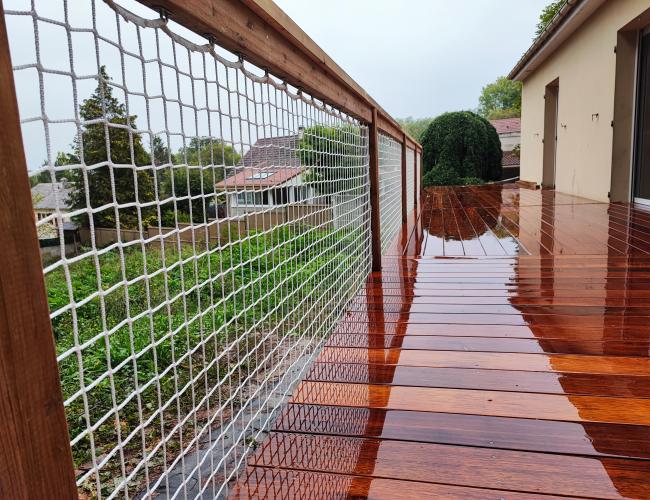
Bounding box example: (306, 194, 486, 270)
(153, 137, 240, 224)
(58, 66, 156, 229)
(396, 117, 434, 142)
(535, 0, 566, 39)
(421, 111, 502, 186)
(478, 76, 522, 120)
(48, 225, 362, 496)
(299, 125, 365, 195)
(53, 69, 242, 228)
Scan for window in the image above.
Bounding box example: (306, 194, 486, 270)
(236, 191, 269, 205)
(246, 172, 273, 180)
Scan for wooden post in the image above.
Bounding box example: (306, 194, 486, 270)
(369, 108, 382, 272)
(401, 133, 407, 223)
(0, 3, 78, 498)
(413, 147, 418, 209)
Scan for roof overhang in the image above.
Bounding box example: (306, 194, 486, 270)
(508, 0, 608, 82)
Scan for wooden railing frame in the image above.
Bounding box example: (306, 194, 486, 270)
(133, 0, 422, 271)
(0, 0, 422, 495)
(0, 1, 79, 497)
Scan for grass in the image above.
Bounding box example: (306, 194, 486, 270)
(46, 224, 367, 497)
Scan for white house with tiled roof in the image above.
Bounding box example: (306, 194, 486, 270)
(216, 134, 316, 216)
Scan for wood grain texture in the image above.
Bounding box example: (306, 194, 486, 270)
(249, 432, 650, 498)
(134, 0, 421, 147)
(0, 3, 77, 497)
(233, 186, 650, 497)
(230, 468, 567, 500)
(276, 405, 650, 459)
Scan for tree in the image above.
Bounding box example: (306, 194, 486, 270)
(421, 111, 502, 186)
(396, 117, 434, 142)
(159, 137, 240, 224)
(478, 76, 522, 120)
(299, 125, 365, 195)
(535, 1, 566, 39)
(63, 66, 155, 228)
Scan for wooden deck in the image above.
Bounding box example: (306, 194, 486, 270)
(231, 184, 650, 499)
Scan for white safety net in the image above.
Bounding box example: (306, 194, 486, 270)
(406, 147, 415, 214)
(5, 0, 371, 497)
(378, 132, 402, 254)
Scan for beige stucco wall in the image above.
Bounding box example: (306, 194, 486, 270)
(520, 0, 650, 202)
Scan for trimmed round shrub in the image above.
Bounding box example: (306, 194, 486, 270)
(421, 111, 502, 186)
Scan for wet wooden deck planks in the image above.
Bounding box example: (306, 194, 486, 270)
(231, 185, 650, 499)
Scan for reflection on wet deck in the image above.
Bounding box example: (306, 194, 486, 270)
(231, 185, 650, 499)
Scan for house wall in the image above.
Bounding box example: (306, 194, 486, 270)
(520, 0, 650, 202)
(498, 132, 521, 152)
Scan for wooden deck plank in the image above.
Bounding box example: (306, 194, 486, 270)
(247, 433, 650, 498)
(275, 405, 650, 459)
(315, 349, 650, 375)
(230, 468, 570, 500)
(291, 382, 650, 425)
(304, 363, 650, 398)
(232, 186, 650, 498)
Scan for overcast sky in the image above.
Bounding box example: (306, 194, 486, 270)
(6, 0, 548, 171)
(274, 0, 548, 119)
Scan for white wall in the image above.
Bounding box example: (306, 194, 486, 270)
(520, 0, 650, 202)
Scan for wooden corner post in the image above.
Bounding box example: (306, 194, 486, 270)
(0, 3, 78, 498)
(369, 108, 382, 272)
(401, 133, 407, 223)
(413, 147, 418, 209)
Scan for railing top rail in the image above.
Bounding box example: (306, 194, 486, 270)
(135, 0, 421, 149)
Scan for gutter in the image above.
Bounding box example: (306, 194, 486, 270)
(508, 0, 607, 81)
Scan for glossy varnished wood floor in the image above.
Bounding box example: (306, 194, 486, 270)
(231, 185, 650, 499)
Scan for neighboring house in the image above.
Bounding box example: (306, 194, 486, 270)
(490, 117, 521, 179)
(490, 117, 521, 152)
(510, 0, 650, 203)
(216, 134, 316, 216)
(31, 180, 79, 259)
(31, 181, 73, 227)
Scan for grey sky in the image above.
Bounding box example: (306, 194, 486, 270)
(6, 0, 548, 171)
(274, 0, 549, 119)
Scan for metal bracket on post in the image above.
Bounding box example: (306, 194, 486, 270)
(369, 108, 382, 272)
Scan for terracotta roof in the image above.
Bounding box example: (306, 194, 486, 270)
(502, 151, 520, 167)
(238, 134, 301, 169)
(216, 166, 305, 189)
(490, 118, 521, 135)
(216, 134, 305, 188)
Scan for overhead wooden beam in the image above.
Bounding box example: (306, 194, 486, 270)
(135, 0, 420, 145)
(0, 2, 78, 497)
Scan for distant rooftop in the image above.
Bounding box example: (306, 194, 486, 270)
(238, 134, 301, 169)
(218, 134, 305, 189)
(31, 181, 72, 211)
(502, 150, 520, 167)
(490, 118, 521, 135)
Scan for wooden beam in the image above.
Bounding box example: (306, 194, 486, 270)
(135, 0, 420, 146)
(369, 108, 382, 272)
(0, 3, 78, 498)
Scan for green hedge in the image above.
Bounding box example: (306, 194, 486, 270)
(421, 111, 502, 186)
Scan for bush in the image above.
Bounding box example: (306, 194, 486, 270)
(421, 111, 502, 186)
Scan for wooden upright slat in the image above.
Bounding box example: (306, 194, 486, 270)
(0, 3, 78, 497)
